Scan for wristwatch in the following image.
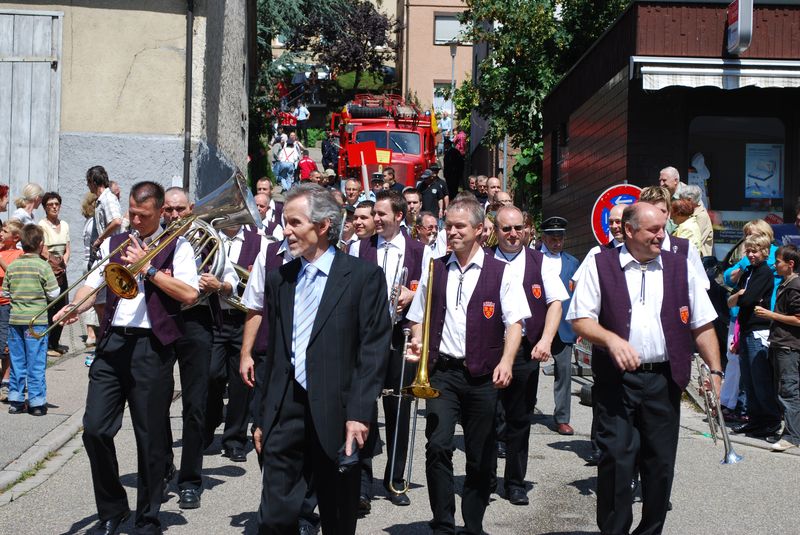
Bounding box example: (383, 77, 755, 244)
(709, 369, 725, 379)
(145, 266, 158, 280)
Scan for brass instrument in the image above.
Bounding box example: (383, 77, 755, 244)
(29, 170, 260, 337)
(402, 257, 440, 399)
(695, 356, 743, 464)
(386, 258, 440, 495)
(219, 262, 251, 313)
(388, 256, 407, 325)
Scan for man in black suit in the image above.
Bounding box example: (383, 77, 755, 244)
(243, 183, 392, 535)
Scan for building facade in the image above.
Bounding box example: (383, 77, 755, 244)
(0, 0, 253, 284)
(542, 0, 800, 258)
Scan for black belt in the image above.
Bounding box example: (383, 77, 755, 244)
(436, 353, 466, 371)
(631, 361, 669, 373)
(111, 326, 151, 336)
(221, 308, 246, 318)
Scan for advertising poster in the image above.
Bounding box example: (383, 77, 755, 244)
(745, 143, 783, 199)
(710, 209, 784, 259)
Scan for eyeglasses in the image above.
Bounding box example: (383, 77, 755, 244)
(164, 206, 188, 213)
(499, 225, 525, 233)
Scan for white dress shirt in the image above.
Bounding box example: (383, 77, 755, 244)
(406, 249, 531, 359)
(573, 241, 621, 283)
(494, 248, 569, 305)
(566, 245, 717, 363)
(349, 233, 412, 302)
(262, 199, 285, 240)
(242, 239, 294, 312)
(85, 229, 199, 329)
(218, 228, 264, 310)
(540, 242, 563, 278)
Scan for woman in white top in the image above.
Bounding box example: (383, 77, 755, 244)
(12, 183, 44, 225)
(39, 192, 70, 355)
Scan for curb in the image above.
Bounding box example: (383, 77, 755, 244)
(0, 406, 84, 494)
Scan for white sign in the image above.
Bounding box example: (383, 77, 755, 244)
(745, 143, 783, 200)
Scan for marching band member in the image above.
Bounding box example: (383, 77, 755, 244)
(204, 223, 266, 464)
(245, 184, 391, 535)
(406, 197, 530, 535)
(161, 187, 237, 509)
(349, 190, 426, 508)
(54, 182, 199, 534)
(492, 205, 568, 505)
(568, 203, 721, 535)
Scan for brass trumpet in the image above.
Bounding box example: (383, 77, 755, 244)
(695, 356, 743, 464)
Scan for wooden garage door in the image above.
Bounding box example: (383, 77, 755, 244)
(0, 9, 62, 204)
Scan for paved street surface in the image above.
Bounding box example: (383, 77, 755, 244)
(1, 334, 799, 534)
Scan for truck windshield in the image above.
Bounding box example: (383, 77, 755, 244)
(355, 131, 421, 155)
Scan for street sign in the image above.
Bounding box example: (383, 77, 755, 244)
(726, 0, 753, 55)
(590, 184, 641, 245)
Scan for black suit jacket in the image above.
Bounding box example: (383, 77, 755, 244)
(259, 249, 392, 460)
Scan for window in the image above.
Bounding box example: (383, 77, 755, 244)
(355, 131, 387, 148)
(551, 124, 569, 193)
(433, 83, 453, 115)
(354, 131, 421, 155)
(434, 15, 466, 45)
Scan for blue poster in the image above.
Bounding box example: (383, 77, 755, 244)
(745, 143, 783, 199)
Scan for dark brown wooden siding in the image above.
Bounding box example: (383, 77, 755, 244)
(542, 68, 629, 258)
(635, 3, 800, 59)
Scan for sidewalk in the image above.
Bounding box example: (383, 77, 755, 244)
(0, 322, 92, 496)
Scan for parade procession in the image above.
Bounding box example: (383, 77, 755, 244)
(2, 1, 800, 534)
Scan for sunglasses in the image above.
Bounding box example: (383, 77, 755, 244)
(499, 225, 525, 233)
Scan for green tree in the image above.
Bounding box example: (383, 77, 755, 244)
(460, 0, 629, 210)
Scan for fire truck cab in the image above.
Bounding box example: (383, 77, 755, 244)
(330, 94, 437, 187)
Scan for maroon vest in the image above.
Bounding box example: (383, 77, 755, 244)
(264, 201, 283, 237)
(520, 248, 548, 345)
(357, 234, 425, 294)
(236, 228, 262, 272)
(427, 252, 507, 377)
(254, 241, 287, 354)
(667, 235, 689, 257)
(98, 232, 184, 346)
(593, 247, 694, 389)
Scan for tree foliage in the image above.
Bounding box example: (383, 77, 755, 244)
(284, 0, 396, 91)
(459, 0, 630, 209)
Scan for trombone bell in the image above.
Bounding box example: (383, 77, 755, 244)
(105, 263, 139, 299)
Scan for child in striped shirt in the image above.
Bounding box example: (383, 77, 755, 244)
(2, 224, 59, 415)
(0, 220, 24, 401)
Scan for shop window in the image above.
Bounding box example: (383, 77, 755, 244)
(688, 116, 785, 213)
(551, 123, 569, 193)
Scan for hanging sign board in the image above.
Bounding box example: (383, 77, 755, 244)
(727, 0, 753, 55)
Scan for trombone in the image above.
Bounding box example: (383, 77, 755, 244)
(695, 356, 743, 464)
(387, 257, 440, 495)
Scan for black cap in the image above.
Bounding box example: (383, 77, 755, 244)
(344, 204, 357, 214)
(420, 170, 433, 179)
(371, 175, 384, 184)
(429, 163, 441, 171)
(541, 216, 568, 233)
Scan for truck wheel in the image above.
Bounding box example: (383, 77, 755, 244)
(349, 105, 389, 118)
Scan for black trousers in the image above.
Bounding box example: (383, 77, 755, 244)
(425, 362, 497, 535)
(166, 307, 213, 491)
(46, 275, 69, 350)
(207, 309, 252, 450)
(499, 340, 538, 492)
(83, 330, 174, 533)
(258, 380, 359, 535)
(594, 366, 681, 535)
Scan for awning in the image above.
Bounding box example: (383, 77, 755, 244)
(629, 56, 800, 91)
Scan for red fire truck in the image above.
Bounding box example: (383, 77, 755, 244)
(329, 94, 437, 187)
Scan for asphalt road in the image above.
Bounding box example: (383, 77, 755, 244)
(1, 370, 798, 534)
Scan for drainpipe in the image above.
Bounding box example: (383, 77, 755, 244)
(183, 0, 194, 191)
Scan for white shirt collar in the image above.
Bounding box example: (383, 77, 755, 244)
(618, 244, 663, 270)
(446, 248, 485, 271)
(377, 232, 405, 250)
(277, 239, 291, 257)
(223, 227, 245, 242)
(541, 242, 560, 258)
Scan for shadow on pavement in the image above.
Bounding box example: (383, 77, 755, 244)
(548, 439, 593, 460)
(231, 510, 258, 533)
(382, 520, 431, 534)
(567, 475, 597, 497)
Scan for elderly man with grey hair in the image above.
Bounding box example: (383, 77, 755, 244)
(678, 184, 713, 257)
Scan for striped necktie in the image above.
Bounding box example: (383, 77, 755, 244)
(292, 264, 320, 389)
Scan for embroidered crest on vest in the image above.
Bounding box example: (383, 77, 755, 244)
(410, 280, 419, 292)
(531, 284, 542, 299)
(483, 301, 495, 319)
(680, 305, 689, 324)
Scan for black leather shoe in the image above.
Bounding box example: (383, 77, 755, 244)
(178, 488, 201, 509)
(388, 492, 411, 506)
(732, 422, 759, 434)
(358, 494, 371, 516)
(507, 487, 529, 506)
(28, 405, 47, 416)
(93, 510, 130, 535)
(223, 446, 247, 462)
(299, 524, 319, 535)
(496, 441, 507, 458)
(586, 449, 601, 466)
(8, 402, 26, 414)
(746, 424, 782, 438)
